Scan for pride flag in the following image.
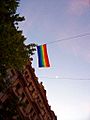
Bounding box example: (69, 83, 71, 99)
(37, 44, 50, 67)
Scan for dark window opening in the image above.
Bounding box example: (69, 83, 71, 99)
(30, 108, 33, 113)
(32, 112, 36, 118)
(22, 93, 25, 99)
(16, 83, 21, 89)
(11, 69, 15, 76)
(25, 99, 29, 105)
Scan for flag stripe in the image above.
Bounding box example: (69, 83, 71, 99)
(37, 46, 44, 67)
(37, 44, 50, 67)
(43, 44, 50, 67)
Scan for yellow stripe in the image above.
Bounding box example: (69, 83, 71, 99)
(42, 45, 46, 66)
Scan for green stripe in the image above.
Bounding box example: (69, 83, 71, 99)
(40, 46, 45, 66)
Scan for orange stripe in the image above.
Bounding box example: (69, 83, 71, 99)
(43, 44, 50, 67)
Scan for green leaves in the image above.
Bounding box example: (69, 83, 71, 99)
(0, 0, 36, 90)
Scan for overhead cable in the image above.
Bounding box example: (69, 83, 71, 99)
(39, 76, 90, 80)
(46, 32, 90, 45)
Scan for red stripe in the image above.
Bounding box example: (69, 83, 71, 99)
(43, 44, 50, 67)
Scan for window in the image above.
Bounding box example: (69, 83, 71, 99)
(11, 69, 15, 76)
(21, 99, 29, 108)
(30, 108, 33, 113)
(24, 71, 29, 79)
(22, 93, 25, 99)
(29, 85, 35, 93)
(25, 99, 29, 105)
(16, 83, 21, 89)
(32, 112, 36, 118)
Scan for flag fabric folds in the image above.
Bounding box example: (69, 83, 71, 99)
(37, 44, 50, 67)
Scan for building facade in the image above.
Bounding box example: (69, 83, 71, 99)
(0, 60, 57, 120)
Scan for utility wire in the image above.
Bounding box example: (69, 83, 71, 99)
(39, 77, 90, 80)
(46, 32, 90, 45)
(37, 33, 90, 81)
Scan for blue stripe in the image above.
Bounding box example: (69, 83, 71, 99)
(37, 46, 44, 67)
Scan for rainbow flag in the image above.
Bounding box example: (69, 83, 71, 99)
(37, 44, 50, 67)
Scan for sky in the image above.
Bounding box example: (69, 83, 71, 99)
(18, 0, 90, 120)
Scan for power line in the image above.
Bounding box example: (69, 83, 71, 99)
(46, 32, 90, 45)
(39, 76, 90, 80)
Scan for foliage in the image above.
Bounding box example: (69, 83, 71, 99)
(0, 0, 36, 84)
